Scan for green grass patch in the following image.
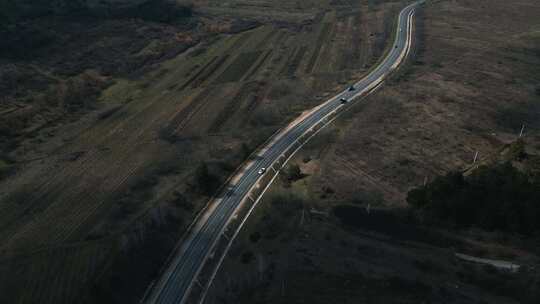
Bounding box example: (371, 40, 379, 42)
(99, 79, 139, 104)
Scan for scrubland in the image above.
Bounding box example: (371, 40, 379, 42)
(0, 0, 404, 302)
(206, 0, 540, 303)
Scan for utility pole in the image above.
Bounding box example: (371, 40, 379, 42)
(519, 124, 525, 138)
(473, 151, 479, 164)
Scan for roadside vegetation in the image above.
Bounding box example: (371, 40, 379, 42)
(206, 0, 540, 303)
(0, 0, 405, 303)
(2, 0, 538, 302)
(407, 160, 540, 235)
(193, 162, 222, 196)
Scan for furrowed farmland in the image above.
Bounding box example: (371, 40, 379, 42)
(0, 0, 404, 302)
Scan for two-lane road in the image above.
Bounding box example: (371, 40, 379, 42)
(147, 1, 424, 303)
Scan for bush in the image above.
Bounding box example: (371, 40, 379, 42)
(240, 143, 251, 160)
(283, 164, 304, 182)
(249, 231, 261, 243)
(240, 251, 254, 264)
(193, 162, 220, 196)
(504, 139, 527, 161)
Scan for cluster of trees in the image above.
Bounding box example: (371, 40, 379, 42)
(110, 0, 193, 23)
(1, 0, 194, 59)
(283, 164, 304, 182)
(1, 0, 193, 26)
(407, 162, 540, 236)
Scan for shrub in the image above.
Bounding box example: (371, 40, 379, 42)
(193, 162, 220, 196)
(249, 231, 261, 243)
(283, 164, 304, 182)
(240, 251, 254, 264)
(240, 143, 251, 160)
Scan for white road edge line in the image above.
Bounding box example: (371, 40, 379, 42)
(146, 1, 423, 303)
(196, 6, 419, 301)
(197, 77, 384, 304)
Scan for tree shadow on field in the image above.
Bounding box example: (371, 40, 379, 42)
(333, 205, 465, 249)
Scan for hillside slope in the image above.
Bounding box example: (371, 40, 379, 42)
(206, 0, 540, 303)
(0, 0, 402, 303)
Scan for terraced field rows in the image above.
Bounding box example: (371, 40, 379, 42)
(279, 46, 308, 77)
(244, 49, 273, 80)
(336, 16, 355, 70)
(242, 81, 268, 114)
(0, 239, 112, 304)
(165, 89, 214, 136)
(306, 22, 333, 74)
(318, 14, 341, 73)
(190, 56, 231, 88)
(0, 0, 404, 301)
(215, 51, 264, 84)
(3, 148, 146, 252)
(207, 81, 268, 133)
(179, 56, 219, 90)
(2, 87, 186, 240)
(1, 73, 206, 253)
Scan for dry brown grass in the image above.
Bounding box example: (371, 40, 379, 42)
(0, 0, 403, 303)
(306, 0, 540, 206)
(206, 0, 540, 303)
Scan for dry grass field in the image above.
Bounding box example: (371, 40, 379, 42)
(0, 0, 405, 303)
(207, 0, 540, 303)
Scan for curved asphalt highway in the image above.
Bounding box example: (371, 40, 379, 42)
(147, 1, 424, 303)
